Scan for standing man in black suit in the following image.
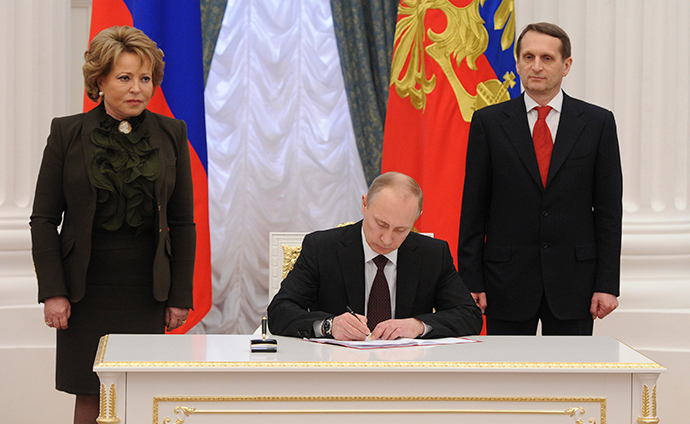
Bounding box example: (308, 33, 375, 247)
(269, 172, 482, 341)
(458, 23, 623, 335)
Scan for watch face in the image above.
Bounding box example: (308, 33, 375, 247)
(324, 317, 333, 336)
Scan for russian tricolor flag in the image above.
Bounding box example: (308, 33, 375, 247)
(86, 0, 212, 333)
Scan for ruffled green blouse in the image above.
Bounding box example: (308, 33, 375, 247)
(87, 104, 160, 231)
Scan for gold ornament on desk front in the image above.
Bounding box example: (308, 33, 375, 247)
(637, 385, 659, 424)
(565, 406, 597, 423)
(96, 383, 120, 424)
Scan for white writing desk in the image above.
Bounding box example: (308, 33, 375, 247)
(94, 335, 664, 424)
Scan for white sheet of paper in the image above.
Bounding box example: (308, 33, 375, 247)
(306, 337, 478, 349)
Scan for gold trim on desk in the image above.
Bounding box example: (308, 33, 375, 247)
(95, 334, 109, 366)
(153, 396, 605, 424)
(615, 337, 667, 369)
(95, 358, 664, 370)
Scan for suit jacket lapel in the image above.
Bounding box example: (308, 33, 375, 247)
(336, 223, 423, 317)
(80, 107, 100, 198)
(143, 110, 166, 201)
(501, 95, 544, 190)
(337, 222, 367, 313)
(395, 235, 421, 318)
(547, 93, 585, 186)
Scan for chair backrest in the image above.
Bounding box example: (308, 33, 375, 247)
(268, 230, 434, 304)
(268, 232, 308, 304)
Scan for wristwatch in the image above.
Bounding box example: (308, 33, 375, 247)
(322, 316, 334, 338)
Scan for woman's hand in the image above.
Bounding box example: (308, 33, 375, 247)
(44, 296, 71, 330)
(165, 307, 190, 331)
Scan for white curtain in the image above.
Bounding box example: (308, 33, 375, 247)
(198, 0, 368, 334)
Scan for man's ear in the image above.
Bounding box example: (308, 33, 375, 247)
(562, 56, 573, 77)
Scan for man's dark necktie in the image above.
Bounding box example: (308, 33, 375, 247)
(367, 255, 391, 332)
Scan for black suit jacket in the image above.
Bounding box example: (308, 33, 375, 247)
(268, 221, 482, 338)
(30, 105, 196, 308)
(459, 92, 622, 321)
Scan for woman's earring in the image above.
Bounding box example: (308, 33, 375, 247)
(99, 91, 103, 97)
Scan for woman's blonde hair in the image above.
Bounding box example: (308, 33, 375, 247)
(83, 26, 165, 102)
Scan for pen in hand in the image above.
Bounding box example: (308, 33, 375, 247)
(346, 306, 372, 340)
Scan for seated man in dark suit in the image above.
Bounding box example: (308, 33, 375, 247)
(268, 172, 482, 341)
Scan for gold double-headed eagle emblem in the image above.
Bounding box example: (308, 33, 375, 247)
(391, 0, 516, 122)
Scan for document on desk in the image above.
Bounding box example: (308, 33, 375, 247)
(306, 337, 478, 350)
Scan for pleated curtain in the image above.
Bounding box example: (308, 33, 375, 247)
(200, 0, 373, 333)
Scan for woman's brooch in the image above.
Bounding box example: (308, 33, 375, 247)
(118, 120, 132, 134)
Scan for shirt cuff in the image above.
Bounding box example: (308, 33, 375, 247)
(313, 319, 325, 337)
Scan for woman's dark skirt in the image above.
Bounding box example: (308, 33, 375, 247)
(56, 228, 165, 395)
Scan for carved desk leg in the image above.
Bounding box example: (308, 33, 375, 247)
(96, 372, 125, 424)
(633, 373, 661, 424)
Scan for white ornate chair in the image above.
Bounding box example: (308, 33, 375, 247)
(254, 232, 308, 336)
(268, 231, 309, 304)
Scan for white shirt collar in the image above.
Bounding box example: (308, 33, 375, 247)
(361, 227, 398, 266)
(524, 89, 564, 113)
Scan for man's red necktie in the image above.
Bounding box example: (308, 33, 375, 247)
(533, 106, 553, 188)
(367, 255, 391, 332)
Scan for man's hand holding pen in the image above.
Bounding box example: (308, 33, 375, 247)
(332, 312, 371, 341)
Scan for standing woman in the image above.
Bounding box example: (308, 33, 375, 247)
(30, 26, 196, 423)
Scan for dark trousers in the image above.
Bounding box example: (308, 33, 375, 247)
(486, 293, 594, 335)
